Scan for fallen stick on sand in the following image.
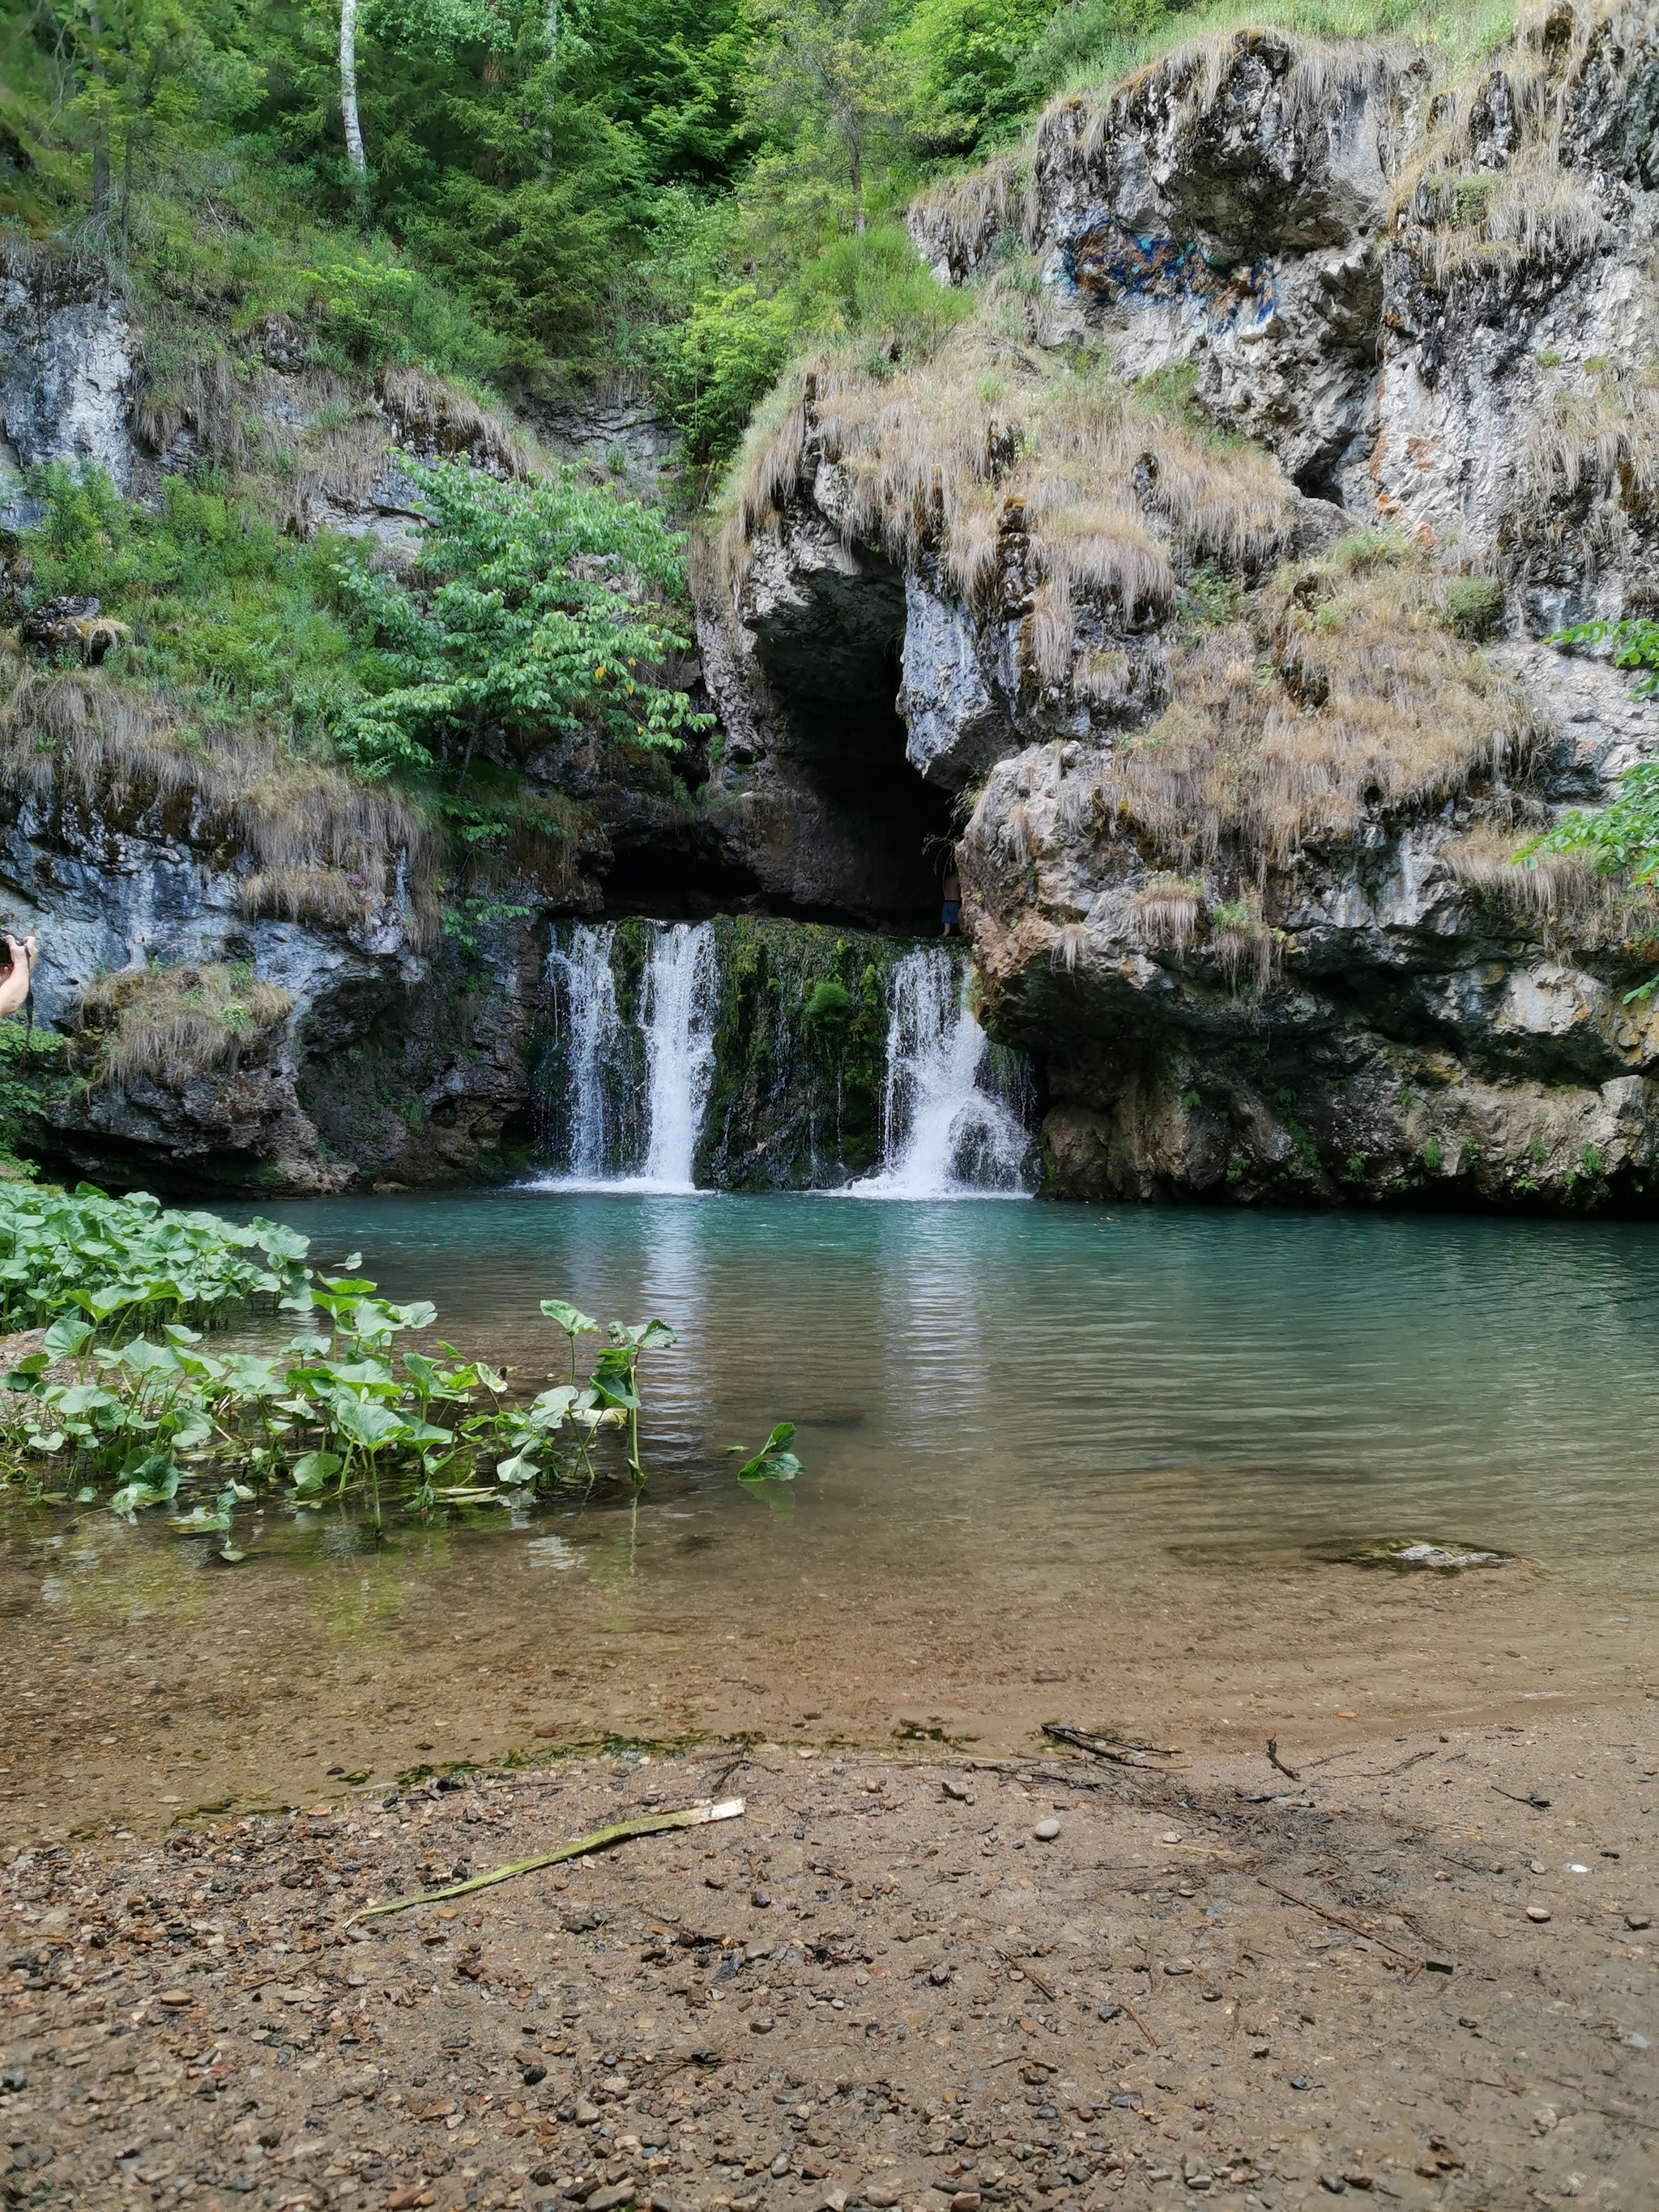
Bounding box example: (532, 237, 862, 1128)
(348, 1797, 745, 1923)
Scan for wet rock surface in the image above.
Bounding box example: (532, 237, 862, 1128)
(2, 1717, 1653, 2212)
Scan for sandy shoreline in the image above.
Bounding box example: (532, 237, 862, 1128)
(2, 1704, 1653, 2211)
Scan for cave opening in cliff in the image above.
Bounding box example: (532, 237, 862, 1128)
(747, 567, 957, 927)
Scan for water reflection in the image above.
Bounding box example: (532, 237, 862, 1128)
(13, 1194, 1659, 1633)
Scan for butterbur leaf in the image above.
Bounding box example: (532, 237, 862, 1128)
(331, 1396, 406, 1449)
(218, 1545, 248, 1564)
(497, 1452, 539, 1484)
(292, 1450, 342, 1494)
(168, 1507, 232, 1535)
(591, 1362, 639, 1411)
(541, 1299, 597, 1337)
(43, 1315, 92, 1359)
(737, 1423, 802, 1482)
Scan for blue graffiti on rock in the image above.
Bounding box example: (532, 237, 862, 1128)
(1060, 219, 1274, 329)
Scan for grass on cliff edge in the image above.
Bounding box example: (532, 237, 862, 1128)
(1028, 0, 1517, 109)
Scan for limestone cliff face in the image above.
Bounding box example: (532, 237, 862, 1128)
(716, 3, 1659, 1209)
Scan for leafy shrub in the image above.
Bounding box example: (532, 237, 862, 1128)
(335, 461, 711, 782)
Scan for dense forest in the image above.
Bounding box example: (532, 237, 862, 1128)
(0, 0, 1514, 466)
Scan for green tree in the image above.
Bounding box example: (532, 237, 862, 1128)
(898, 0, 1056, 156)
(743, 0, 912, 245)
(335, 461, 709, 783)
(46, 0, 255, 243)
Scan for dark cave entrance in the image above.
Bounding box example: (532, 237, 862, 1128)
(745, 548, 957, 927)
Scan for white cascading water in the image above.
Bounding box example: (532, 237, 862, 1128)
(849, 947, 1033, 1200)
(539, 920, 717, 1192)
(639, 922, 719, 1193)
(546, 922, 623, 1182)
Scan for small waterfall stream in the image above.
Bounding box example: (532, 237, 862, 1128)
(545, 922, 625, 1181)
(533, 923, 1032, 1197)
(847, 947, 1034, 1200)
(537, 922, 716, 1191)
(640, 923, 719, 1192)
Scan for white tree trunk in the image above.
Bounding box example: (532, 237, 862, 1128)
(340, 0, 368, 179)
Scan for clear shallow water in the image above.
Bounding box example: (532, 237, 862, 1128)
(261, 1189, 1659, 1576)
(10, 1191, 1657, 1828)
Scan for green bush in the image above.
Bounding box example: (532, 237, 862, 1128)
(19, 465, 375, 745)
(1443, 575, 1506, 641)
(335, 462, 710, 783)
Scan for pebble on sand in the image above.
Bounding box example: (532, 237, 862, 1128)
(1032, 1818, 1060, 1840)
(1526, 1906, 1552, 1923)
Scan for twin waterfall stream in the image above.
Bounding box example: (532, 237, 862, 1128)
(532, 922, 1033, 1198)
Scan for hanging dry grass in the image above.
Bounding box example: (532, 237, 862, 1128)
(76, 962, 295, 1090)
(1128, 874, 1207, 950)
(719, 326, 1306, 698)
(1086, 548, 1533, 871)
(0, 654, 437, 941)
(375, 365, 535, 480)
(1518, 366, 1659, 524)
(907, 157, 1038, 283)
(1445, 823, 1654, 940)
(1388, 1, 1650, 290)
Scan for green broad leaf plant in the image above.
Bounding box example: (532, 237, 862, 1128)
(0, 1183, 729, 1546)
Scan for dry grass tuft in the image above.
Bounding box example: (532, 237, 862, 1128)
(907, 158, 1038, 283)
(0, 654, 437, 943)
(1129, 874, 1207, 950)
(375, 365, 535, 480)
(1445, 824, 1653, 939)
(76, 961, 295, 1090)
(721, 331, 1305, 699)
(1517, 365, 1659, 552)
(1061, 548, 1533, 872)
(1389, 1, 1653, 289)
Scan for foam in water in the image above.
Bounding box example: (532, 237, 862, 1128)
(535, 921, 717, 1193)
(846, 947, 1033, 1200)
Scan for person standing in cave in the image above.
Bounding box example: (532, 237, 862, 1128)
(0, 934, 37, 1021)
(940, 856, 962, 939)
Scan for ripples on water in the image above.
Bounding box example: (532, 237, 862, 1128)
(232, 1191, 1659, 1588)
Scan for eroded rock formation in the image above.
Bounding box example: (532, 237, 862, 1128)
(713, 2, 1659, 1208)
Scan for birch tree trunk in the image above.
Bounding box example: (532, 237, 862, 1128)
(339, 0, 368, 180)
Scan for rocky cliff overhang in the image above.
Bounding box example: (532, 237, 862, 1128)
(707, 2, 1659, 1209)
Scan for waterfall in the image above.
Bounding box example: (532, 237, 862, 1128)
(640, 923, 719, 1193)
(848, 947, 1034, 1200)
(533, 923, 1031, 1199)
(548, 921, 625, 1181)
(535, 920, 715, 1192)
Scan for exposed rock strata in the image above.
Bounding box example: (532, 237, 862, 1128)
(717, 3, 1659, 1208)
